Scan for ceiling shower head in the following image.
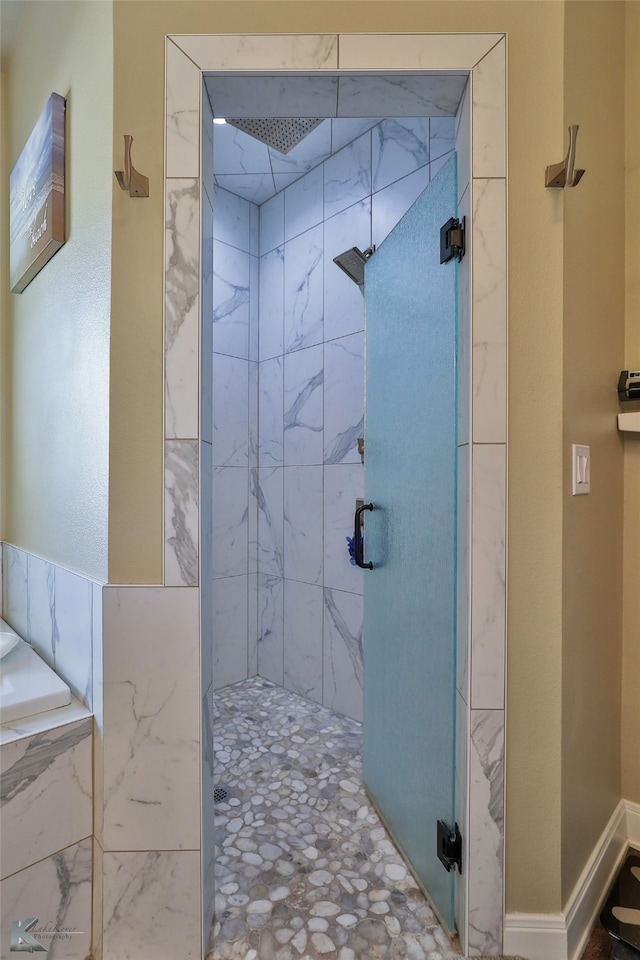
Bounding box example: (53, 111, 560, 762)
(332, 246, 376, 286)
(226, 118, 324, 154)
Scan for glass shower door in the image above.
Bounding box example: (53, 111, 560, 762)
(362, 156, 459, 930)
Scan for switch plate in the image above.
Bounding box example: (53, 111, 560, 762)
(572, 444, 590, 495)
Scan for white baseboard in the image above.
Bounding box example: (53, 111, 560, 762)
(504, 799, 628, 960)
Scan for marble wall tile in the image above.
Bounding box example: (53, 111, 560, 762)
(0, 838, 92, 960)
(324, 332, 364, 465)
(430, 149, 456, 183)
(93, 581, 105, 847)
(102, 850, 201, 960)
(323, 199, 369, 342)
(323, 587, 363, 721)
(248, 361, 259, 571)
(283, 465, 323, 585)
(249, 254, 259, 361)
(257, 467, 284, 578)
(472, 178, 507, 444)
(201, 443, 214, 697)
(273, 171, 306, 194)
(250, 203, 260, 258)
(269, 121, 331, 177)
(457, 183, 472, 448)
(337, 73, 466, 117)
(180, 33, 338, 72)
(201, 226, 214, 446)
(165, 439, 199, 587)
(457, 444, 471, 700)
(323, 132, 371, 221)
(472, 39, 507, 180)
(166, 40, 200, 179)
(212, 240, 250, 360)
(284, 344, 324, 465)
(205, 75, 338, 120)
(259, 357, 284, 466)
(257, 574, 284, 685)
(213, 354, 249, 466)
(260, 191, 284, 256)
(259, 246, 284, 360)
(430, 117, 457, 162)
(26, 554, 55, 666)
(248, 572, 258, 676)
(372, 119, 430, 193)
(165, 178, 200, 440)
(102, 586, 200, 851)
(283, 580, 323, 702)
(371, 165, 430, 250)
(215, 172, 275, 205)
(332, 118, 379, 153)
(455, 81, 471, 203)
(467, 709, 504, 956)
(323, 463, 364, 596)
(213, 185, 251, 252)
(0, 717, 92, 880)
(284, 165, 324, 242)
(212, 575, 249, 689)
(212, 467, 249, 579)
(471, 444, 506, 710)
(53, 566, 94, 708)
(201, 88, 214, 211)
(201, 683, 216, 952)
(337, 33, 503, 71)
(93, 837, 104, 960)
(284, 225, 324, 353)
(213, 121, 272, 173)
(455, 690, 470, 950)
(2, 544, 27, 639)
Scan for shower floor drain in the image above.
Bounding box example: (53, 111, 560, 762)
(214, 786, 229, 804)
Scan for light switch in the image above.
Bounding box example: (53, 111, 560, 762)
(572, 444, 590, 495)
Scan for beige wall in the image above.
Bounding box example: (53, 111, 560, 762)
(623, 1, 640, 806)
(2, 0, 113, 581)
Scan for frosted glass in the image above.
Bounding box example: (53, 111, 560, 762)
(363, 156, 458, 930)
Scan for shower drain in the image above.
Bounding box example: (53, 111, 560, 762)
(214, 785, 229, 804)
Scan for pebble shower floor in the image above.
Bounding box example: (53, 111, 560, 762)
(208, 677, 463, 960)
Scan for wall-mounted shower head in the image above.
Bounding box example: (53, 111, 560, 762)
(332, 246, 376, 286)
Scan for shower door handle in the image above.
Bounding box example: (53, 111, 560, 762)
(354, 502, 374, 570)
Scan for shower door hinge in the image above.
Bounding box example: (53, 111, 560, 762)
(440, 217, 465, 264)
(437, 820, 462, 874)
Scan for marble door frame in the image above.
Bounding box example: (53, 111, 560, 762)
(163, 32, 507, 957)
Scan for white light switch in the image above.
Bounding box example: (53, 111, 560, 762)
(572, 444, 590, 495)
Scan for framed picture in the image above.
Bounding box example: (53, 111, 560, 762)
(9, 92, 66, 294)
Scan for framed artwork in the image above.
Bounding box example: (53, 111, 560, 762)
(9, 92, 66, 293)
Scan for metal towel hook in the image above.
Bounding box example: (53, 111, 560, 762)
(114, 135, 149, 198)
(545, 125, 585, 189)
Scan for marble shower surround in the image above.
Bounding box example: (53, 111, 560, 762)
(163, 32, 507, 960)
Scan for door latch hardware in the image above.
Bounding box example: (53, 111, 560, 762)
(440, 217, 465, 264)
(437, 820, 462, 873)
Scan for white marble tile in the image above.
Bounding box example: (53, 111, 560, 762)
(455, 690, 470, 951)
(472, 39, 506, 179)
(457, 444, 471, 701)
(0, 838, 92, 959)
(183, 34, 338, 73)
(165, 178, 200, 440)
(0, 717, 92, 880)
(212, 467, 248, 579)
(93, 837, 104, 960)
(259, 246, 284, 360)
(102, 850, 201, 960)
(201, 225, 214, 445)
(248, 363, 259, 571)
(102, 586, 200, 851)
(213, 239, 250, 360)
(2, 544, 27, 639)
(372, 119, 430, 193)
(248, 572, 258, 676)
(472, 178, 507, 443)
(165, 440, 199, 587)
(26, 554, 55, 667)
(283, 579, 323, 703)
(323, 587, 363, 721)
(260, 191, 284, 256)
(323, 199, 369, 342)
(284, 344, 324, 465)
(273, 172, 307, 194)
(202, 89, 214, 210)
(284, 165, 324, 242)
(0, 698, 91, 747)
(93, 580, 105, 846)
(324, 333, 364, 465)
(250, 202, 260, 257)
(201, 682, 216, 950)
(249, 253, 259, 361)
(212, 575, 249, 689)
(337, 33, 503, 71)
(53, 566, 93, 708)
(337, 73, 466, 117)
(457, 183, 472, 447)
(371, 165, 430, 250)
(213, 184, 251, 252)
(200, 442, 214, 588)
(259, 357, 284, 466)
(324, 132, 371, 221)
(471, 445, 506, 710)
(430, 116, 457, 162)
(455, 81, 471, 202)
(257, 574, 284, 685)
(257, 467, 284, 578)
(283, 465, 323, 585)
(205, 75, 338, 119)
(323, 463, 365, 596)
(213, 121, 272, 173)
(214, 172, 275, 205)
(212, 354, 249, 466)
(430, 149, 455, 183)
(332, 118, 379, 153)
(166, 40, 200, 179)
(284, 225, 324, 353)
(467, 709, 504, 956)
(269, 121, 331, 176)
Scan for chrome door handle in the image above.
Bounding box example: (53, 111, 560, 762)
(354, 502, 374, 570)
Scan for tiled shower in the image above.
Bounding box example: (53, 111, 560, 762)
(209, 115, 457, 722)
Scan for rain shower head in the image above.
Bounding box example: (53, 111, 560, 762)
(226, 118, 324, 154)
(332, 246, 376, 286)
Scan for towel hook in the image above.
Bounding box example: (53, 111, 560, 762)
(545, 125, 585, 189)
(114, 135, 149, 198)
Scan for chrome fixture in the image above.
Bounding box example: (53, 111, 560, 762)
(114, 135, 149, 198)
(226, 118, 324, 154)
(545, 124, 585, 188)
(332, 246, 376, 286)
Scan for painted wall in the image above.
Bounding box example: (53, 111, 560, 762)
(2, 0, 113, 581)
